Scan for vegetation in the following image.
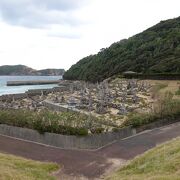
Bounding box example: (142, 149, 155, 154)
(151, 82, 168, 98)
(123, 91, 180, 127)
(0, 110, 100, 136)
(175, 87, 180, 95)
(64, 16, 180, 82)
(108, 137, 180, 180)
(0, 65, 65, 76)
(0, 152, 59, 180)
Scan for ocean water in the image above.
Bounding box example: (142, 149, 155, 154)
(0, 76, 62, 96)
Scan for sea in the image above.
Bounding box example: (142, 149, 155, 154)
(0, 76, 62, 96)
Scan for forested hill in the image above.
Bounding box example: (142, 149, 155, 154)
(0, 65, 65, 76)
(64, 16, 180, 82)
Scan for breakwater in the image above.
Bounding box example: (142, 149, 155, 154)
(7, 80, 60, 86)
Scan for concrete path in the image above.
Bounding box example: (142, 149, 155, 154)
(0, 122, 180, 179)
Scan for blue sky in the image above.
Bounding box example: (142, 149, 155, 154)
(0, 0, 179, 70)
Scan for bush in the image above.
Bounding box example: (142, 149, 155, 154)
(123, 91, 180, 128)
(123, 113, 156, 127)
(90, 127, 105, 134)
(0, 110, 91, 136)
(76, 128, 88, 136)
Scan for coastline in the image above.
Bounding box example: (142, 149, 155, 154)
(0, 75, 62, 96)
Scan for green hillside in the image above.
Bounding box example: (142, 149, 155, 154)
(64, 16, 180, 82)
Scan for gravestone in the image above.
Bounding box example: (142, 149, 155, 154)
(118, 103, 127, 115)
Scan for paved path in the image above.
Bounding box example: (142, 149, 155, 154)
(0, 122, 180, 179)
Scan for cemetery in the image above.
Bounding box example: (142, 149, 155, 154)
(0, 78, 155, 134)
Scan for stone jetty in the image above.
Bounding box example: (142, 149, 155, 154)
(7, 80, 60, 86)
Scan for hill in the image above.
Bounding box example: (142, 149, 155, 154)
(0, 65, 35, 75)
(64, 16, 180, 82)
(37, 68, 65, 76)
(107, 137, 180, 180)
(0, 65, 65, 76)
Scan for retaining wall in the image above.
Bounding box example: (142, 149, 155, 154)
(43, 100, 78, 113)
(0, 118, 179, 150)
(0, 124, 135, 149)
(136, 118, 180, 133)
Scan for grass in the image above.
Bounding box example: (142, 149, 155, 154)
(0, 110, 103, 136)
(175, 88, 180, 95)
(151, 82, 168, 98)
(149, 80, 180, 99)
(0, 152, 59, 180)
(123, 91, 180, 128)
(107, 137, 180, 180)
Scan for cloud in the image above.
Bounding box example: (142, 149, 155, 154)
(0, 0, 89, 28)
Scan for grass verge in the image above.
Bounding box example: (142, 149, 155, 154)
(107, 137, 180, 180)
(0, 152, 59, 180)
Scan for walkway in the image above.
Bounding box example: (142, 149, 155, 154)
(0, 122, 180, 179)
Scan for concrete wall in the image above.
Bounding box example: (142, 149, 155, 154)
(43, 101, 68, 112)
(0, 118, 179, 150)
(0, 124, 135, 149)
(43, 100, 78, 113)
(136, 118, 180, 133)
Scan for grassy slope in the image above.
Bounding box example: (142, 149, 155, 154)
(108, 137, 180, 180)
(0, 153, 59, 180)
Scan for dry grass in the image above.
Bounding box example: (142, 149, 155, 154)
(149, 80, 180, 100)
(107, 137, 180, 180)
(0, 153, 59, 180)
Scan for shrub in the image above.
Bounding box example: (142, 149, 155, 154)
(90, 127, 105, 134)
(123, 113, 155, 127)
(0, 110, 91, 136)
(76, 128, 88, 136)
(123, 91, 180, 127)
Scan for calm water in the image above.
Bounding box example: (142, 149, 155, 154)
(0, 76, 62, 95)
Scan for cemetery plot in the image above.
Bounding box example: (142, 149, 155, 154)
(2, 79, 177, 134)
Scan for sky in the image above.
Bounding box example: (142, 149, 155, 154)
(0, 0, 179, 70)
